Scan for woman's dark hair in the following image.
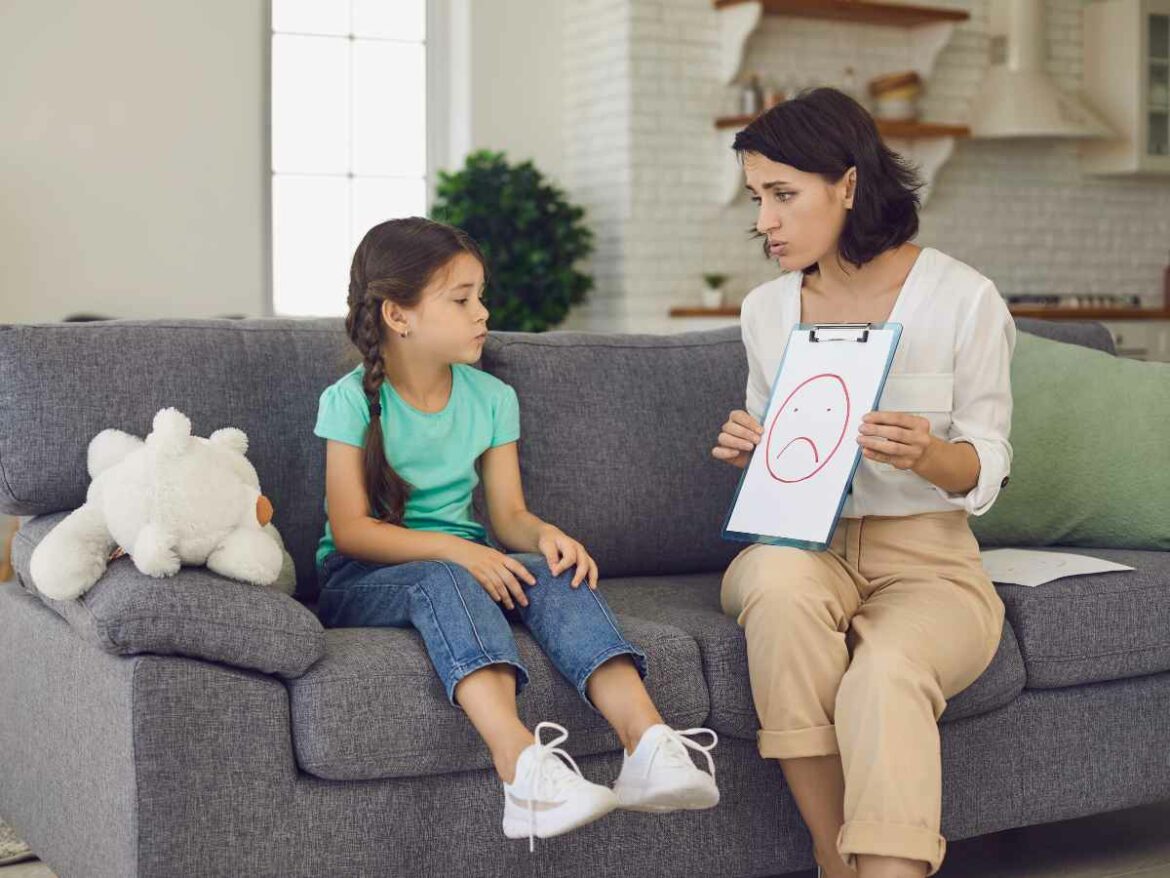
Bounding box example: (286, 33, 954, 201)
(732, 87, 923, 275)
(344, 217, 488, 524)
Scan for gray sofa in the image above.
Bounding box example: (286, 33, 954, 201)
(1, 316, 1167, 878)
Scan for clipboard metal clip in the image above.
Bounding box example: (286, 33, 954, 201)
(809, 323, 871, 344)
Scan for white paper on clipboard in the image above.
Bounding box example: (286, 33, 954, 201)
(723, 322, 903, 550)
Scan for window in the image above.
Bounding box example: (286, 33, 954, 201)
(271, 0, 428, 316)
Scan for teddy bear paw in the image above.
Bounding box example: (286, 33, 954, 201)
(131, 523, 182, 577)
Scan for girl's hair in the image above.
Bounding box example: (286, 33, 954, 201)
(732, 87, 924, 276)
(344, 217, 488, 524)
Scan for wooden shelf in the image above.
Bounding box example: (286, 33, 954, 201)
(670, 306, 744, 318)
(669, 305, 1170, 321)
(715, 114, 970, 139)
(1005, 307, 1170, 321)
(714, 0, 969, 27)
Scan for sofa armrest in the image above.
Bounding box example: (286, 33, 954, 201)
(12, 515, 324, 679)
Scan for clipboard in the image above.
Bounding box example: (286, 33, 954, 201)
(722, 322, 903, 551)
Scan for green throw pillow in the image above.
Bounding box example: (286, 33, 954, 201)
(970, 330, 1170, 550)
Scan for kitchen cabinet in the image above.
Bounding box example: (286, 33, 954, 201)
(1082, 0, 1170, 175)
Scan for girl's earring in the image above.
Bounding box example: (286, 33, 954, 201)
(400, 329, 409, 339)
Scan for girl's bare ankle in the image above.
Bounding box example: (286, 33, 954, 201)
(492, 730, 536, 784)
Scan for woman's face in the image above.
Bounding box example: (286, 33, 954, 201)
(384, 251, 490, 364)
(742, 151, 854, 273)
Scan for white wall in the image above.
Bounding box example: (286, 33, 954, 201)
(469, 0, 566, 185)
(0, 0, 270, 324)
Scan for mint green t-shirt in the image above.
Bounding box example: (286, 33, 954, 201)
(313, 363, 520, 568)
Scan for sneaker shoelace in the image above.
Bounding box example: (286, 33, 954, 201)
(521, 721, 586, 853)
(642, 726, 719, 782)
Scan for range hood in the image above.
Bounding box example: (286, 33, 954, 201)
(968, 0, 1115, 139)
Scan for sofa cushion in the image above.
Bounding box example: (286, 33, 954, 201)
(0, 318, 355, 602)
(480, 327, 747, 578)
(1012, 316, 1116, 354)
(12, 513, 325, 679)
(993, 547, 1170, 688)
(971, 331, 1170, 550)
(287, 613, 709, 781)
(598, 572, 1027, 739)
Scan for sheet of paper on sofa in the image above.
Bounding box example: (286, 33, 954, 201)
(979, 548, 1134, 587)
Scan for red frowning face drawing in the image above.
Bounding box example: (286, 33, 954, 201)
(765, 373, 851, 483)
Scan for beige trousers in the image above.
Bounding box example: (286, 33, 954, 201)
(720, 510, 1005, 876)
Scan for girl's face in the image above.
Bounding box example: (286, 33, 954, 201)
(385, 251, 490, 364)
(742, 151, 854, 273)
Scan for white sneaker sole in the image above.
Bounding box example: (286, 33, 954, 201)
(614, 777, 720, 812)
(501, 789, 618, 841)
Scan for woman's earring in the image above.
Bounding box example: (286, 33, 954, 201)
(400, 329, 409, 339)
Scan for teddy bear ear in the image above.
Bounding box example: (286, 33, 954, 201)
(209, 427, 249, 456)
(146, 407, 193, 457)
(88, 429, 144, 479)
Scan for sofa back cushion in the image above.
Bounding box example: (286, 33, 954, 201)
(970, 329, 1169, 549)
(0, 315, 1116, 598)
(480, 328, 748, 578)
(0, 318, 354, 600)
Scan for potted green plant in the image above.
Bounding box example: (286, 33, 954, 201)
(430, 150, 594, 332)
(701, 273, 730, 309)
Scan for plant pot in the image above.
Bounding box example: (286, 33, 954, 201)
(701, 288, 724, 309)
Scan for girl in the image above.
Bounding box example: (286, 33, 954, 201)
(712, 89, 1013, 878)
(314, 217, 719, 852)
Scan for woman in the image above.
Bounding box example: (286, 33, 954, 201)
(712, 88, 1013, 878)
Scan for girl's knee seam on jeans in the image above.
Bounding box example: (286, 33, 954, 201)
(585, 586, 627, 642)
(432, 560, 492, 656)
(412, 585, 461, 672)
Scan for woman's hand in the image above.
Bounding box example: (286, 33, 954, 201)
(857, 411, 937, 472)
(536, 525, 598, 590)
(712, 409, 764, 469)
(448, 541, 537, 610)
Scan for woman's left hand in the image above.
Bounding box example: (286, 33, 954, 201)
(536, 525, 598, 590)
(856, 411, 938, 473)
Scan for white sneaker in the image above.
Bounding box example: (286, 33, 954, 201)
(612, 723, 720, 812)
(501, 721, 619, 852)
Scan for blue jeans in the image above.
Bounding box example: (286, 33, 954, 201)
(315, 547, 649, 714)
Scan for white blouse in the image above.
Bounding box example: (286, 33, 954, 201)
(739, 246, 1016, 518)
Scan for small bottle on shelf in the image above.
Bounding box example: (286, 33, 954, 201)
(740, 72, 764, 116)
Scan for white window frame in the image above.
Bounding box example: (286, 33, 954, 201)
(263, 0, 471, 317)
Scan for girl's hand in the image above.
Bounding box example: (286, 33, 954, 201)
(857, 411, 937, 472)
(449, 541, 537, 610)
(536, 525, 598, 590)
(712, 409, 764, 469)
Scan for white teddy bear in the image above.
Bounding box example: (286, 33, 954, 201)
(30, 407, 295, 601)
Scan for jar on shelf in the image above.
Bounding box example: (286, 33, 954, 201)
(868, 70, 922, 121)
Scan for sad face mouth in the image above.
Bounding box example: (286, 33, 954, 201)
(765, 373, 851, 483)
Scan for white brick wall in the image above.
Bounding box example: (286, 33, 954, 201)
(560, 0, 1170, 334)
